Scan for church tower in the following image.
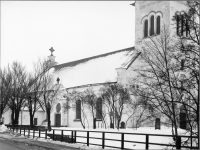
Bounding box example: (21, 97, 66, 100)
(134, 1, 188, 50)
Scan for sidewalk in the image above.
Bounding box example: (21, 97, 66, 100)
(0, 131, 81, 150)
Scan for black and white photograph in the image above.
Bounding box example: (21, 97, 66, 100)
(0, 1, 199, 150)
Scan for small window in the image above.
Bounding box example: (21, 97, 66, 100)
(96, 98, 102, 120)
(76, 100, 81, 119)
(144, 20, 148, 38)
(156, 16, 160, 34)
(150, 16, 154, 36)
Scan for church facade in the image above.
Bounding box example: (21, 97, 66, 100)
(2, 1, 189, 128)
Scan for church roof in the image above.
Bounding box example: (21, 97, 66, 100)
(52, 46, 139, 89)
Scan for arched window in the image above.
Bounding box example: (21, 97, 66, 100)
(144, 20, 148, 38)
(150, 16, 154, 36)
(156, 16, 160, 34)
(181, 15, 184, 36)
(76, 100, 81, 119)
(176, 15, 180, 35)
(56, 103, 61, 113)
(96, 98, 102, 120)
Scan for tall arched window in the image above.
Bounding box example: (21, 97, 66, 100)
(156, 16, 160, 34)
(76, 100, 81, 119)
(176, 15, 180, 35)
(150, 16, 154, 36)
(96, 98, 102, 120)
(181, 15, 184, 36)
(144, 20, 148, 38)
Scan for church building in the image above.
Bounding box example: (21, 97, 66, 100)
(2, 1, 189, 128)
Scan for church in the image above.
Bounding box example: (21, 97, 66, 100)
(2, 1, 189, 128)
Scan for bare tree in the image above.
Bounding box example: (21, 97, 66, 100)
(25, 59, 48, 128)
(100, 83, 131, 129)
(2, 62, 29, 125)
(63, 90, 89, 129)
(172, 1, 199, 146)
(37, 60, 61, 131)
(131, 22, 199, 147)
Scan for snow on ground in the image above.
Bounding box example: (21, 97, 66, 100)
(0, 125, 191, 149)
(0, 124, 8, 132)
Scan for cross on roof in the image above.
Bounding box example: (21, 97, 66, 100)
(49, 47, 55, 56)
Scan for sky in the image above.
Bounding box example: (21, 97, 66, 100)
(1, 1, 135, 71)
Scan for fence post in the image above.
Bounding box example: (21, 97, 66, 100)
(20, 127, 21, 135)
(71, 130, 74, 143)
(61, 130, 63, 142)
(87, 131, 89, 146)
(146, 134, 149, 150)
(39, 129, 41, 138)
(13, 127, 14, 132)
(24, 128, 25, 136)
(102, 132, 105, 149)
(121, 133, 124, 149)
(45, 129, 47, 139)
(53, 130, 54, 140)
(176, 136, 181, 149)
(28, 129, 30, 138)
(33, 129, 35, 138)
(74, 131, 76, 143)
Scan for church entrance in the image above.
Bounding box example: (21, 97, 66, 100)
(55, 114, 61, 127)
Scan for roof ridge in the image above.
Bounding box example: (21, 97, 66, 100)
(54, 46, 134, 70)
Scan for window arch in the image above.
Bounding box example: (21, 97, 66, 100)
(76, 100, 81, 119)
(144, 20, 148, 38)
(96, 98, 102, 120)
(150, 15, 154, 36)
(156, 16, 160, 34)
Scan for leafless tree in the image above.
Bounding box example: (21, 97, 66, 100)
(25, 58, 48, 128)
(173, 1, 199, 146)
(2, 62, 29, 125)
(100, 83, 131, 130)
(63, 90, 89, 129)
(37, 60, 61, 131)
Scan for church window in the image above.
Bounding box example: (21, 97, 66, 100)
(181, 15, 184, 36)
(144, 20, 148, 38)
(76, 100, 81, 119)
(96, 98, 102, 120)
(156, 16, 160, 34)
(150, 15, 154, 36)
(177, 14, 189, 37)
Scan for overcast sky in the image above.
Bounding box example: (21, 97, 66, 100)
(1, 1, 135, 71)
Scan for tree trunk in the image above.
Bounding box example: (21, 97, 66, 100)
(14, 110, 20, 125)
(11, 108, 14, 125)
(29, 112, 34, 128)
(47, 110, 51, 131)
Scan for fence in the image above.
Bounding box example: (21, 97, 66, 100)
(6, 125, 199, 149)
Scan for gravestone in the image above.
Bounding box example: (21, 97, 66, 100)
(120, 121, 126, 129)
(155, 118, 160, 130)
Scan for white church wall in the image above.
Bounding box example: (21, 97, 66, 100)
(18, 110, 45, 125)
(2, 110, 11, 124)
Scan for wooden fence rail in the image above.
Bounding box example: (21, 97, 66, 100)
(6, 125, 199, 150)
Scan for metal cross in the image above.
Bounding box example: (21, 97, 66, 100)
(49, 47, 55, 56)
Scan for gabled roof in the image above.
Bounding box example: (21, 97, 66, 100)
(52, 47, 138, 89)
